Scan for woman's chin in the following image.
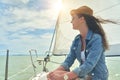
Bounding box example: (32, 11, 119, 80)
(73, 27, 77, 30)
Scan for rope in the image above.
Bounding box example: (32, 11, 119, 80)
(8, 64, 32, 80)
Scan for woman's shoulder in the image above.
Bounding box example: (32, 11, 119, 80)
(92, 33, 102, 41)
(93, 33, 102, 39)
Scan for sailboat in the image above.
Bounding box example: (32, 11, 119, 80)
(1, 0, 120, 80)
(30, 0, 120, 80)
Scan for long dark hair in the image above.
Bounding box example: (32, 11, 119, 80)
(77, 14, 117, 50)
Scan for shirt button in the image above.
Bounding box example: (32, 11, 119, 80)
(86, 50, 88, 52)
(92, 73, 94, 76)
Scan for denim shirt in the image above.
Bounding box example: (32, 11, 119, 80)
(61, 30, 108, 80)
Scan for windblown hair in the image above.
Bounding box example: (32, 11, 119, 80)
(70, 6, 119, 50)
(77, 14, 118, 50)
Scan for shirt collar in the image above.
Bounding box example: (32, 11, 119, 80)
(75, 30, 93, 40)
(85, 30, 93, 40)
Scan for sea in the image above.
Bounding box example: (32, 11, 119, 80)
(0, 55, 120, 80)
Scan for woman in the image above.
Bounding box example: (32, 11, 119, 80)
(47, 6, 110, 80)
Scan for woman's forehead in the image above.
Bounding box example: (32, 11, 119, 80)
(72, 14, 78, 17)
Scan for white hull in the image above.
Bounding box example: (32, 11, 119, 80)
(32, 72, 48, 80)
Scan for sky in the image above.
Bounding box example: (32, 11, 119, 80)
(0, 0, 60, 55)
(0, 0, 120, 55)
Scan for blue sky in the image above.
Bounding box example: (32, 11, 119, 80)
(0, 0, 120, 55)
(0, 0, 59, 55)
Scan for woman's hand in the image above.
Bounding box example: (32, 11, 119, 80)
(47, 66, 66, 80)
(64, 72, 78, 80)
(49, 73, 64, 80)
(47, 66, 78, 80)
(47, 70, 68, 80)
(48, 71, 78, 80)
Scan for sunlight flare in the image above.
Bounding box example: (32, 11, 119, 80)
(51, 0, 63, 13)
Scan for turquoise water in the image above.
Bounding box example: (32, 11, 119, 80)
(0, 56, 35, 80)
(0, 56, 120, 80)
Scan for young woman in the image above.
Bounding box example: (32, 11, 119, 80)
(47, 6, 110, 80)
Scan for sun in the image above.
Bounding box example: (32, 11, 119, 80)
(54, 0, 63, 10)
(51, 0, 63, 13)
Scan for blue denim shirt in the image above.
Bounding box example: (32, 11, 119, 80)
(61, 30, 108, 80)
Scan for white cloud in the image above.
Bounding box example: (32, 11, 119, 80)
(12, 8, 57, 28)
(0, 0, 59, 54)
(0, 7, 58, 32)
(0, 30, 8, 43)
(21, 0, 29, 4)
(0, 32, 53, 54)
(41, 33, 53, 39)
(0, 0, 29, 4)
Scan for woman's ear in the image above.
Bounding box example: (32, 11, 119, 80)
(79, 16, 85, 23)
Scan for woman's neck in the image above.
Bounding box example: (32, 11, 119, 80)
(79, 23, 88, 39)
(79, 29, 88, 39)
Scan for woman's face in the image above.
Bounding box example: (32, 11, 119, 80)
(71, 14, 86, 31)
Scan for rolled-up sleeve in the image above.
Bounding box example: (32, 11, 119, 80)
(72, 35, 104, 77)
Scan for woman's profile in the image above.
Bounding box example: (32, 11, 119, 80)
(47, 5, 118, 80)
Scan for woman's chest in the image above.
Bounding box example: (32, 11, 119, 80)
(72, 39, 91, 62)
